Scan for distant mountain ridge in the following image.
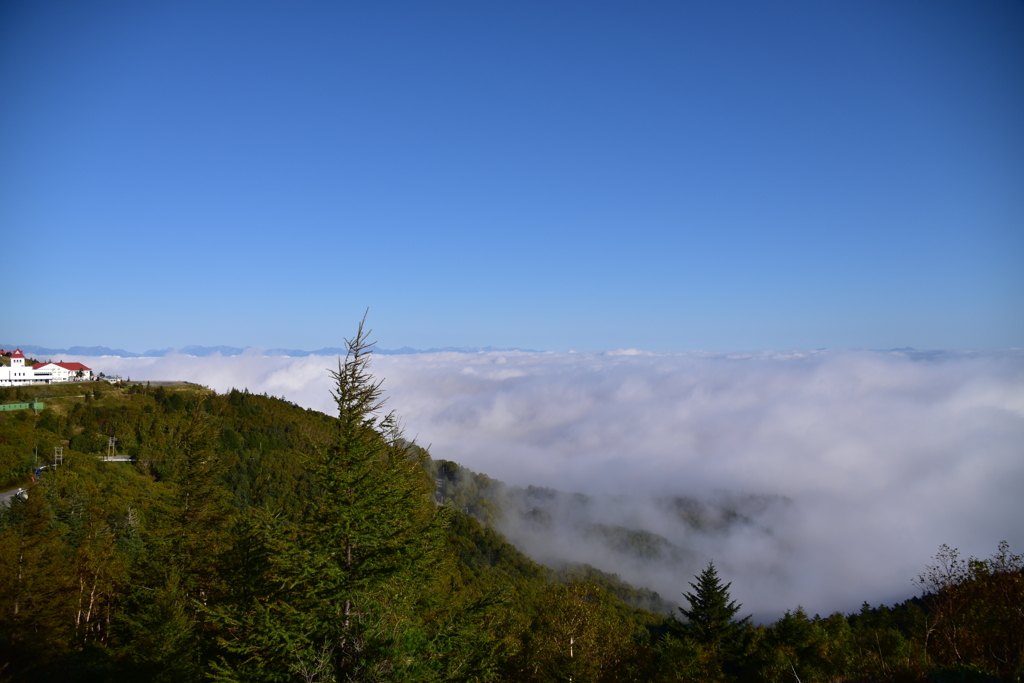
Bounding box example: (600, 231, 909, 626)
(0, 345, 145, 358)
(2, 343, 540, 358)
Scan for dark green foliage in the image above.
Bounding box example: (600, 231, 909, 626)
(0, 409, 40, 487)
(555, 563, 676, 616)
(677, 562, 750, 647)
(915, 542, 1024, 680)
(927, 664, 1002, 683)
(200, 321, 518, 682)
(428, 458, 503, 525)
(447, 508, 547, 584)
(509, 580, 650, 683)
(0, 489, 76, 677)
(656, 562, 751, 680)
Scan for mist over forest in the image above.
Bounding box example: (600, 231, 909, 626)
(57, 347, 1024, 617)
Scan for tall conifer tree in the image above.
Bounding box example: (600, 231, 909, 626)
(676, 561, 751, 676)
(303, 314, 447, 677)
(209, 316, 447, 682)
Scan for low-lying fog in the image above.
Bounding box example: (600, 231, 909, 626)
(71, 348, 1024, 620)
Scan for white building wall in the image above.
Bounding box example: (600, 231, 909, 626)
(0, 357, 89, 386)
(0, 366, 51, 386)
(32, 363, 91, 383)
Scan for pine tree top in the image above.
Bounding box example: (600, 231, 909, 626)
(679, 561, 750, 647)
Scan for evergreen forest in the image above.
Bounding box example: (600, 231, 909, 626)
(0, 325, 1021, 682)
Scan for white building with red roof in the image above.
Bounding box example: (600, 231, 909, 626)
(32, 361, 92, 383)
(0, 349, 92, 386)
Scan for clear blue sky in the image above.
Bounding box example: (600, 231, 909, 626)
(3, 1, 1022, 352)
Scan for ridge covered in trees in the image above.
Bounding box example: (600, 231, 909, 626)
(0, 326, 1021, 681)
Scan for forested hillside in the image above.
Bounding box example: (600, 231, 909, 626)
(426, 458, 794, 617)
(1, 330, 1021, 681)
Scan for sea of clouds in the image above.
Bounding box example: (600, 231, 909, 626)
(63, 348, 1024, 618)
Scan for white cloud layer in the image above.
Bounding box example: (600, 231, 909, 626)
(68, 348, 1024, 618)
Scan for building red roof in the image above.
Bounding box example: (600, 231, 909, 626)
(11, 348, 24, 358)
(32, 362, 91, 371)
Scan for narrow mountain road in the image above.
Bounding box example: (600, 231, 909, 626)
(0, 486, 26, 506)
